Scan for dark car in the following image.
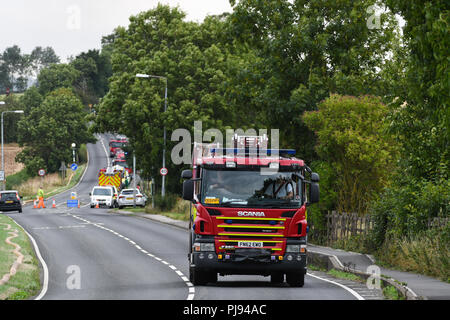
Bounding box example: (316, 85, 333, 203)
(0, 190, 22, 213)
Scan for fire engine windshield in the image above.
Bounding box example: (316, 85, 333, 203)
(201, 169, 303, 208)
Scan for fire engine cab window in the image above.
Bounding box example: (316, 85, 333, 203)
(201, 169, 302, 208)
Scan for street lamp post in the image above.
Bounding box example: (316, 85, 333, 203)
(71, 143, 76, 163)
(1, 107, 25, 190)
(136, 73, 168, 197)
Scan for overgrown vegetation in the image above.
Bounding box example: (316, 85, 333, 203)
(0, 215, 40, 300)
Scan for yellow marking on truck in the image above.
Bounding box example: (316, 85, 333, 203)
(215, 217, 286, 221)
(217, 224, 285, 229)
(218, 233, 284, 237)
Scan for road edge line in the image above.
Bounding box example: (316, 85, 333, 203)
(306, 273, 365, 300)
(11, 219, 49, 300)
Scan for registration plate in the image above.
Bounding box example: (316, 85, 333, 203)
(6, 201, 13, 204)
(238, 241, 263, 248)
(126, 197, 134, 200)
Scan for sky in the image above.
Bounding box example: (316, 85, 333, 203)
(0, 0, 233, 62)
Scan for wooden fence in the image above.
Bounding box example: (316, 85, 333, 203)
(326, 211, 374, 244)
(324, 212, 449, 244)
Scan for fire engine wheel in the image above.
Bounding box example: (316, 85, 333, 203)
(190, 267, 216, 286)
(270, 273, 284, 284)
(286, 272, 305, 287)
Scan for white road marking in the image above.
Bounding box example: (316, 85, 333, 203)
(307, 273, 365, 300)
(68, 213, 195, 300)
(10, 220, 49, 300)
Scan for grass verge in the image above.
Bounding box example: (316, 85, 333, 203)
(0, 214, 40, 300)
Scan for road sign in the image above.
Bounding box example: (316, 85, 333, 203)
(160, 167, 168, 176)
(67, 200, 79, 208)
(71, 163, 78, 171)
(0, 171, 4, 181)
(38, 169, 46, 176)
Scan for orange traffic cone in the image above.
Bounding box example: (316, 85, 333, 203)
(33, 200, 37, 209)
(95, 202, 99, 209)
(52, 199, 56, 208)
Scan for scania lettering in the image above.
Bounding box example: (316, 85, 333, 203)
(181, 135, 320, 287)
(238, 211, 265, 217)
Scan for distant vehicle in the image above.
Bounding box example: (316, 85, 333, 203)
(109, 138, 128, 157)
(105, 185, 119, 208)
(112, 158, 132, 174)
(118, 189, 147, 209)
(89, 186, 114, 208)
(0, 190, 22, 213)
(113, 148, 126, 160)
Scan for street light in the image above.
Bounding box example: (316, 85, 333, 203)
(1, 109, 25, 190)
(136, 73, 168, 197)
(71, 143, 76, 163)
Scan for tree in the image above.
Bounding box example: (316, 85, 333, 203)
(0, 45, 31, 92)
(37, 64, 80, 95)
(30, 46, 60, 75)
(16, 88, 93, 175)
(303, 94, 399, 214)
(227, 0, 400, 162)
(94, 5, 233, 193)
(70, 49, 112, 105)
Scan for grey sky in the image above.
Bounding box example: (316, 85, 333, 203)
(0, 0, 233, 62)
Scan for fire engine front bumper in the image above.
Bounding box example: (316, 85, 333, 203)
(190, 250, 307, 276)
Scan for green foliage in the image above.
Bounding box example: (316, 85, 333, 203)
(153, 193, 178, 211)
(227, 0, 400, 161)
(370, 174, 449, 243)
(16, 88, 94, 174)
(37, 64, 80, 95)
(5, 168, 31, 190)
(94, 5, 235, 193)
(303, 94, 399, 214)
(70, 49, 112, 105)
(375, 225, 450, 282)
(0, 94, 24, 143)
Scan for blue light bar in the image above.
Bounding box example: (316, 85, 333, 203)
(210, 148, 296, 155)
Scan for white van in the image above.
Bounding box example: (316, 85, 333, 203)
(90, 186, 114, 208)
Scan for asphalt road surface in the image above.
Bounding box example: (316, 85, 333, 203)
(5, 134, 362, 300)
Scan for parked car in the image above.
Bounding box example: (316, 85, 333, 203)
(0, 190, 22, 213)
(90, 186, 114, 208)
(105, 185, 119, 208)
(118, 189, 147, 209)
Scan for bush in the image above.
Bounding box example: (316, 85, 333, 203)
(153, 193, 178, 211)
(78, 144, 88, 164)
(5, 169, 31, 190)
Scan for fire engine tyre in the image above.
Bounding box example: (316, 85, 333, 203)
(190, 267, 216, 286)
(286, 271, 305, 287)
(270, 273, 284, 284)
(190, 267, 207, 285)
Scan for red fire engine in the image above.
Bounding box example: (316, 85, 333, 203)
(181, 135, 319, 286)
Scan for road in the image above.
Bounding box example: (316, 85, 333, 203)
(5, 135, 363, 300)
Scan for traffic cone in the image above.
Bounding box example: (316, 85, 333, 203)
(33, 200, 37, 209)
(77, 200, 80, 208)
(95, 201, 99, 209)
(52, 199, 56, 208)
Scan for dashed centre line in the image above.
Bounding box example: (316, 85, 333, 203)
(67, 213, 195, 300)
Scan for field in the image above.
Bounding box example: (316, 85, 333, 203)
(3, 143, 24, 175)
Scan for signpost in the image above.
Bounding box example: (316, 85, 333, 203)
(160, 167, 168, 176)
(0, 170, 4, 182)
(71, 163, 78, 171)
(38, 169, 46, 176)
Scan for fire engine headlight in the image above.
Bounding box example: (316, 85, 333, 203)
(194, 242, 215, 252)
(286, 245, 300, 253)
(201, 243, 215, 251)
